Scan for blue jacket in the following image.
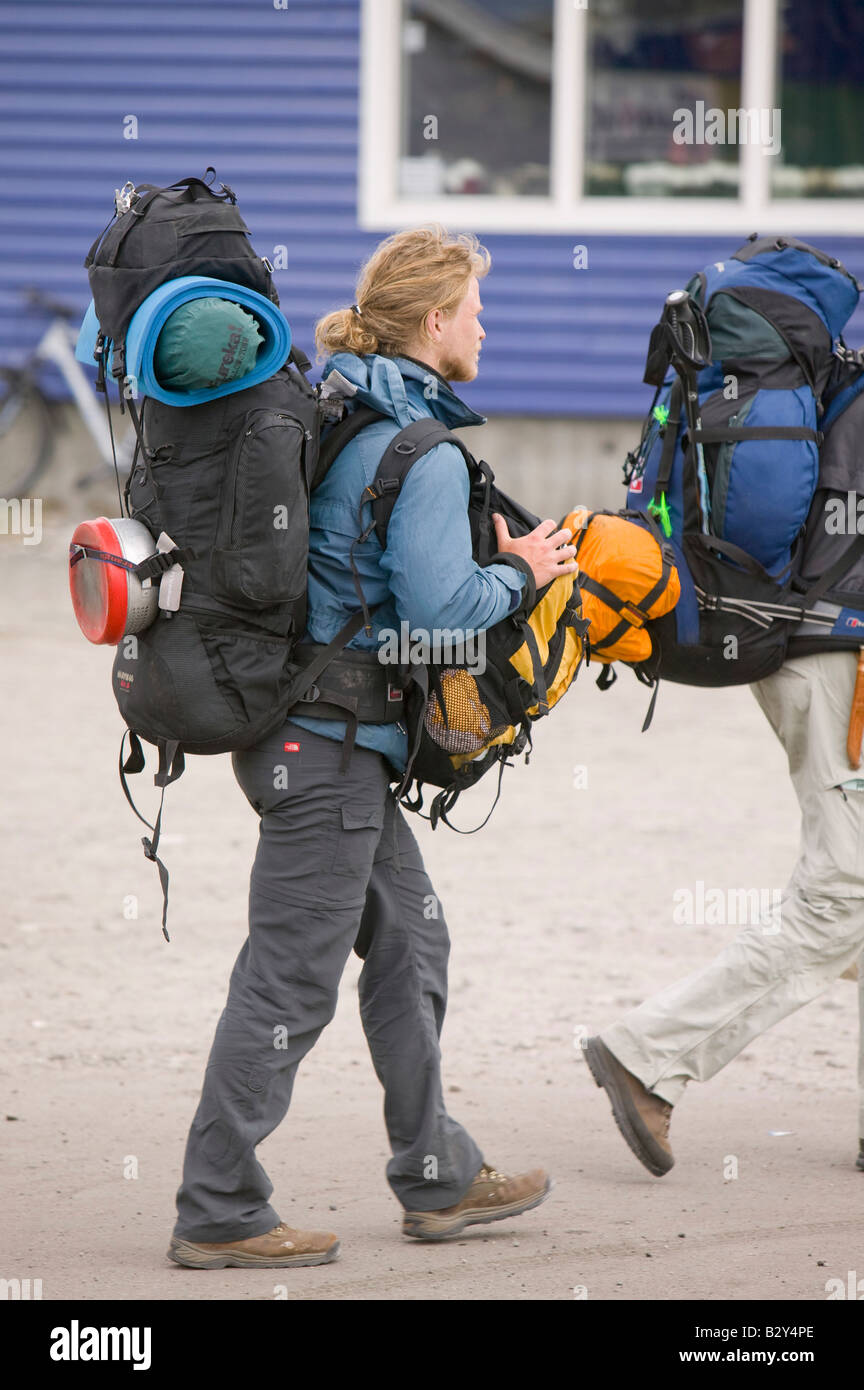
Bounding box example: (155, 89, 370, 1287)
(290, 353, 527, 772)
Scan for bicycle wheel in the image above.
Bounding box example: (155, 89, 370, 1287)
(0, 369, 54, 497)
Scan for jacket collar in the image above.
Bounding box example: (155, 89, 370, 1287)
(323, 351, 486, 429)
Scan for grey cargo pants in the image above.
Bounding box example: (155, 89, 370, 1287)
(173, 719, 484, 1242)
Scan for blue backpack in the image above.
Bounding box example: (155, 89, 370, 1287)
(623, 234, 864, 687)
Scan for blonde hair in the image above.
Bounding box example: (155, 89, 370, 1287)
(315, 224, 490, 360)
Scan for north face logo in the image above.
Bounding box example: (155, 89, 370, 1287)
(116, 670, 135, 689)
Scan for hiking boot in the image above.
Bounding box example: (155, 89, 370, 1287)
(167, 1221, 340, 1269)
(857, 1140, 864, 1173)
(584, 1036, 674, 1176)
(402, 1163, 552, 1241)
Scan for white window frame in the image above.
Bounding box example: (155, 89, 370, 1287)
(359, 0, 864, 235)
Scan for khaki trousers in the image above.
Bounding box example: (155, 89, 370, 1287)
(602, 651, 864, 1137)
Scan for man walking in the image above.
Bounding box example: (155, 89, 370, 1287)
(586, 649, 864, 1175)
(168, 226, 577, 1268)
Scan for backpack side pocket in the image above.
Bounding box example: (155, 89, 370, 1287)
(211, 407, 309, 609)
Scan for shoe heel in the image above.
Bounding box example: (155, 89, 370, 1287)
(583, 1036, 604, 1089)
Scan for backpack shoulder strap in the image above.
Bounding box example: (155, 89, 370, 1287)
(313, 405, 388, 490)
(367, 416, 476, 548)
(343, 415, 477, 632)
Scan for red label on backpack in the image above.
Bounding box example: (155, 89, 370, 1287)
(630, 475, 643, 493)
(283, 742, 300, 752)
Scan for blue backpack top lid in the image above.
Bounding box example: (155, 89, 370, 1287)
(75, 275, 291, 406)
(698, 235, 863, 344)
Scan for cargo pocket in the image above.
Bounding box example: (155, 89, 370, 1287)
(330, 803, 384, 876)
(804, 782, 864, 895)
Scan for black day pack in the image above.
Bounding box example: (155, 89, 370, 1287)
(304, 410, 589, 828)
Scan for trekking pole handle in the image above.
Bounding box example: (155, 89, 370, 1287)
(663, 290, 711, 371)
(665, 290, 697, 363)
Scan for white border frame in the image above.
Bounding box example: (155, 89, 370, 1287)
(359, 0, 864, 235)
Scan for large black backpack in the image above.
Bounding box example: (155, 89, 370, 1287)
(116, 364, 319, 755)
(76, 173, 358, 937)
(107, 357, 353, 939)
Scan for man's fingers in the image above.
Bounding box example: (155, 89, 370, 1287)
(532, 520, 575, 549)
(492, 512, 511, 546)
(558, 559, 579, 574)
(543, 525, 574, 548)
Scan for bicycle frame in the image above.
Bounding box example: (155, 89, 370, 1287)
(35, 319, 116, 464)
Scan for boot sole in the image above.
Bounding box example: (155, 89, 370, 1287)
(402, 1176, 553, 1242)
(167, 1236, 340, 1269)
(584, 1036, 674, 1177)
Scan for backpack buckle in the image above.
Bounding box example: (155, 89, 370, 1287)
(619, 602, 648, 628)
(298, 683, 320, 702)
(318, 396, 345, 423)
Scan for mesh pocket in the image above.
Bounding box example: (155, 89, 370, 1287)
(424, 669, 508, 755)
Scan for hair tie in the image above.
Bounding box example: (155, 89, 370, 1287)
(351, 302, 363, 317)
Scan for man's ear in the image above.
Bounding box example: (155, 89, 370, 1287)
(425, 306, 443, 342)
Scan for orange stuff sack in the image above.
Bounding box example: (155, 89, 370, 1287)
(561, 507, 680, 665)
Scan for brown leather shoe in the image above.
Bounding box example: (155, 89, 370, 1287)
(402, 1163, 552, 1241)
(167, 1221, 340, 1269)
(584, 1036, 674, 1176)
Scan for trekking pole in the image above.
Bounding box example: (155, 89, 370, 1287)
(663, 290, 712, 534)
(847, 646, 864, 769)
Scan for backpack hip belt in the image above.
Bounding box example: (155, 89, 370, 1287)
(286, 643, 408, 726)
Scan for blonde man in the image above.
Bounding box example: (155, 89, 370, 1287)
(168, 227, 577, 1269)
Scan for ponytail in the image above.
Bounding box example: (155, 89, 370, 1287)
(314, 225, 490, 362)
(315, 305, 380, 358)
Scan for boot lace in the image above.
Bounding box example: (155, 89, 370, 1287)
(478, 1164, 507, 1184)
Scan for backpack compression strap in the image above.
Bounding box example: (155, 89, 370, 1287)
(119, 731, 186, 942)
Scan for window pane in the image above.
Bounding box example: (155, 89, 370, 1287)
(399, 0, 553, 197)
(773, 0, 864, 199)
(585, 0, 744, 198)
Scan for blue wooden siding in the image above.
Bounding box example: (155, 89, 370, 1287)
(2, 0, 863, 419)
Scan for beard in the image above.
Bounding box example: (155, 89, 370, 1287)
(439, 348, 480, 383)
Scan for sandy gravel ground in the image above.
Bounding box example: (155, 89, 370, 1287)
(2, 519, 863, 1303)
